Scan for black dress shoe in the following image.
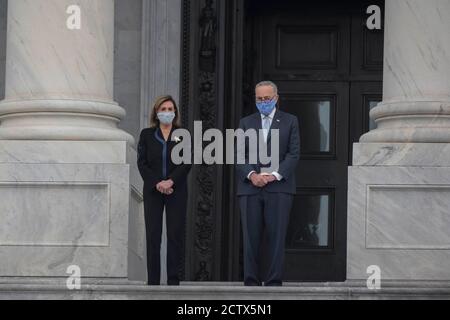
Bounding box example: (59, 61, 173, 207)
(264, 282, 282, 287)
(244, 282, 262, 287)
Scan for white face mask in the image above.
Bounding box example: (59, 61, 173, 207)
(157, 112, 176, 125)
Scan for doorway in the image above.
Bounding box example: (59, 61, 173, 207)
(223, 0, 384, 282)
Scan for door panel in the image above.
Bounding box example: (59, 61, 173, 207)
(253, 4, 350, 82)
(287, 189, 334, 250)
(278, 82, 349, 281)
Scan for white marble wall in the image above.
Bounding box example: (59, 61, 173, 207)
(126, 145, 147, 282)
(141, 0, 182, 129)
(0, 159, 130, 277)
(0, 140, 145, 280)
(0, 0, 6, 101)
(348, 166, 450, 280)
(114, 0, 143, 143)
(114, 0, 183, 142)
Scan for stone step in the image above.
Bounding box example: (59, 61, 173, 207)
(1, 280, 450, 300)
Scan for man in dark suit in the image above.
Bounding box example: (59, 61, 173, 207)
(236, 81, 300, 286)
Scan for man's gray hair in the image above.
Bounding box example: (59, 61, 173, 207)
(255, 81, 278, 95)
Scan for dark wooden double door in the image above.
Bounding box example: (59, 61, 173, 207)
(227, 0, 384, 282)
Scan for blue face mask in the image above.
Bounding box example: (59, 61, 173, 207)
(157, 112, 176, 125)
(256, 99, 277, 116)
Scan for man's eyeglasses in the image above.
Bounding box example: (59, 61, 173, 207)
(255, 96, 276, 103)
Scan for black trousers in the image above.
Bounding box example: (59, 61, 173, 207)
(143, 186, 187, 285)
(239, 190, 293, 286)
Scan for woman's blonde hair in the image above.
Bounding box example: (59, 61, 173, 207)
(149, 95, 182, 128)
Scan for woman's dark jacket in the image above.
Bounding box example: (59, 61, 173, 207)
(137, 127, 192, 191)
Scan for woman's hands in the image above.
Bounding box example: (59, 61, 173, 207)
(156, 179, 175, 195)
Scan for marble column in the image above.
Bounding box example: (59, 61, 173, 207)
(0, 0, 145, 282)
(0, 0, 133, 144)
(348, 0, 450, 283)
(360, 0, 450, 143)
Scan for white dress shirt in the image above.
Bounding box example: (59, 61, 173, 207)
(247, 108, 283, 181)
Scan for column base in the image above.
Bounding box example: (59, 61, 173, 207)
(348, 143, 450, 281)
(0, 140, 146, 281)
(360, 100, 450, 143)
(0, 99, 135, 145)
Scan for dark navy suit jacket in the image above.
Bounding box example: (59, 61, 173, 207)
(236, 109, 300, 196)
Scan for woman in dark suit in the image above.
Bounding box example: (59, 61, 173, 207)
(137, 95, 191, 286)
